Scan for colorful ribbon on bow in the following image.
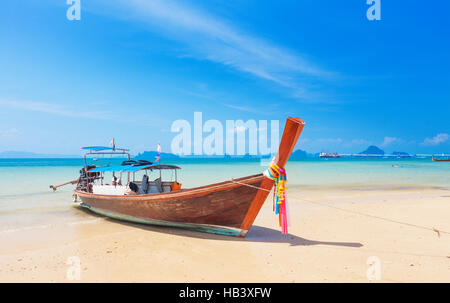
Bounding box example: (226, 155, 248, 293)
(263, 161, 289, 234)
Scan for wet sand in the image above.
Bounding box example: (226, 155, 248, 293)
(1, 188, 449, 282)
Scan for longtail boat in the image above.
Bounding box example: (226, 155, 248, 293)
(53, 117, 305, 237)
(432, 157, 450, 162)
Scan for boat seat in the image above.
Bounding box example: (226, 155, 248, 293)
(162, 182, 172, 192)
(148, 177, 162, 193)
(154, 177, 163, 193)
(134, 178, 173, 194)
(171, 181, 182, 191)
(128, 182, 139, 193)
(138, 175, 149, 194)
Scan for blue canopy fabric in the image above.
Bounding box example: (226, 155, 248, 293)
(88, 164, 181, 173)
(149, 165, 181, 170)
(88, 165, 149, 172)
(82, 146, 113, 151)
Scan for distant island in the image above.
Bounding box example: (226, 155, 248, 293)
(359, 146, 385, 155)
(134, 148, 313, 160)
(290, 149, 309, 159)
(135, 151, 180, 160)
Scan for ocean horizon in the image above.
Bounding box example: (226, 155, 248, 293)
(2, 157, 448, 196)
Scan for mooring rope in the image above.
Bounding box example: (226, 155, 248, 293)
(230, 179, 450, 237)
(231, 179, 272, 192)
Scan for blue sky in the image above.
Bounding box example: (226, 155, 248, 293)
(0, 0, 449, 155)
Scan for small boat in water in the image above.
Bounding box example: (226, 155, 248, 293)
(319, 152, 341, 159)
(52, 117, 305, 237)
(432, 156, 450, 162)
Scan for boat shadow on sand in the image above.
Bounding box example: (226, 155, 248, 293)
(77, 207, 363, 248)
(245, 226, 363, 248)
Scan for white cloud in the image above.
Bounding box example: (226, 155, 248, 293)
(0, 99, 113, 120)
(341, 139, 371, 148)
(316, 138, 343, 144)
(422, 133, 449, 146)
(223, 104, 264, 114)
(90, 0, 335, 102)
(232, 126, 247, 133)
(381, 136, 402, 147)
(181, 88, 267, 114)
(0, 128, 19, 137)
(351, 139, 370, 145)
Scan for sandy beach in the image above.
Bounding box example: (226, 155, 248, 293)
(1, 187, 449, 283)
(2, 0, 450, 286)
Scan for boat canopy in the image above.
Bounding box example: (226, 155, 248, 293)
(82, 146, 130, 152)
(88, 164, 181, 173)
(82, 146, 114, 151)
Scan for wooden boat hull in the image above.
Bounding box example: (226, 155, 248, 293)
(75, 174, 267, 237)
(74, 117, 305, 237)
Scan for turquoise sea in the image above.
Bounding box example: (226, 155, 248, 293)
(0, 158, 448, 233)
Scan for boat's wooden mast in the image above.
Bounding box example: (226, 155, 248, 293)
(239, 117, 305, 236)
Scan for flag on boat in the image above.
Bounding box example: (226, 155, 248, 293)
(264, 161, 289, 234)
(155, 143, 161, 162)
(110, 138, 115, 151)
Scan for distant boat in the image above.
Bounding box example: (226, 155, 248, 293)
(319, 152, 341, 159)
(432, 157, 450, 162)
(432, 154, 450, 161)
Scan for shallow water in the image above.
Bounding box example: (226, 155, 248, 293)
(0, 158, 448, 232)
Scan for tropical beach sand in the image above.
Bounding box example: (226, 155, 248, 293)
(1, 187, 449, 282)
